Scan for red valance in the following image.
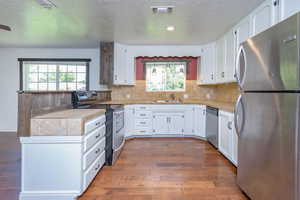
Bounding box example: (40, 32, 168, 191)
(135, 56, 199, 80)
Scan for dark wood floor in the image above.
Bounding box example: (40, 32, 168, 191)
(79, 138, 247, 200)
(0, 134, 247, 200)
(0, 132, 21, 200)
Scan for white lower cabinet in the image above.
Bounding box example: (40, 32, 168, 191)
(20, 114, 106, 200)
(125, 105, 206, 138)
(193, 105, 206, 138)
(218, 110, 238, 166)
(153, 112, 185, 135)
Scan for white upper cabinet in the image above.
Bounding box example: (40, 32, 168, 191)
(251, 0, 278, 36)
(215, 30, 236, 84)
(216, 37, 225, 83)
(113, 43, 135, 86)
(224, 30, 236, 83)
(199, 43, 217, 85)
(279, 0, 300, 21)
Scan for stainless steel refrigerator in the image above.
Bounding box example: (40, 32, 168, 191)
(235, 13, 300, 200)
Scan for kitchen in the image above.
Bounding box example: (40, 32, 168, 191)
(0, 0, 300, 200)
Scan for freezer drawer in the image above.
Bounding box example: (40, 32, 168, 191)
(235, 93, 299, 200)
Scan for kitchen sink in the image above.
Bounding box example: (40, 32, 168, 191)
(154, 100, 181, 104)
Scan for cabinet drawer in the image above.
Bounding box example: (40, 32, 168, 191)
(135, 111, 152, 118)
(83, 137, 106, 170)
(83, 151, 105, 190)
(85, 115, 106, 134)
(135, 128, 151, 135)
(135, 119, 151, 127)
(84, 125, 105, 152)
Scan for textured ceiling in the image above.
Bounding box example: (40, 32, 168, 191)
(0, 0, 264, 48)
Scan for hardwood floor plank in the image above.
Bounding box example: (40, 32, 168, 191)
(79, 138, 248, 200)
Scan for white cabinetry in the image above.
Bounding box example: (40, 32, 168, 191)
(199, 43, 217, 85)
(153, 112, 185, 135)
(216, 30, 236, 83)
(251, 0, 278, 36)
(216, 38, 225, 83)
(125, 105, 135, 137)
(224, 30, 236, 82)
(279, 0, 300, 21)
(20, 114, 106, 200)
(193, 105, 206, 138)
(124, 105, 206, 138)
(114, 43, 135, 85)
(218, 111, 238, 166)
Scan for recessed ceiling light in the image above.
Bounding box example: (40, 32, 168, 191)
(166, 26, 175, 31)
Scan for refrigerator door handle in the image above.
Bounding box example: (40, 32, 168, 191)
(235, 45, 246, 89)
(234, 95, 245, 137)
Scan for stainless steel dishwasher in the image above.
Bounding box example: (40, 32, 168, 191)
(206, 106, 219, 148)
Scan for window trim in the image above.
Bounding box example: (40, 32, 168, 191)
(18, 58, 91, 91)
(144, 61, 187, 92)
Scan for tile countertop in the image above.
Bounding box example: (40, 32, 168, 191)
(31, 109, 106, 136)
(96, 100, 235, 113)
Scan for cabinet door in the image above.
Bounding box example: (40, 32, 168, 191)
(152, 113, 169, 135)
(194, 106, 206, 138)
(125, 106, 135, 137)
(114, 43, 125, 85)
(216, 38, 225, 83)
(231, 119, 238, 166)
(218, 112, 232, 160)
(168, 113, 185, 135)
(235, 18, 251, 48)
(251, 0, 277, 36)
(200, 43, 217, 84)
(279, 0, 300, 21)
(224, 30, 236, 82)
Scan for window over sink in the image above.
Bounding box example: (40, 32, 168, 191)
(145, 61, 186, 92)
(18, 58, 90, 91)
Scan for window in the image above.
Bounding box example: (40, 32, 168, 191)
(146, 62, 186, 92)
(19, 59, 90, 91)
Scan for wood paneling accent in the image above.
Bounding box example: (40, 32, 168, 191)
(79, 138, 248, 200)
(100, 42, 114, 85)
(0, 132, 21, 200)
(17, 91, 111, 137)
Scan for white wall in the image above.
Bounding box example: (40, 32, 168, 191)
(0, 48, 102, 132)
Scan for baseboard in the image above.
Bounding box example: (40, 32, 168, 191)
(19, 191, 79, 200)
(125, 135, 207, 141)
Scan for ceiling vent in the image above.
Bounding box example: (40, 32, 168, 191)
(35, 0, 57, 9)
(151, 6, 174, 14)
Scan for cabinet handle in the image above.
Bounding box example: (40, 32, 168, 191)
(221, 72, 225, 78)
(227, 121, 232, 130)
(140, 122, 146, 125)
(95, 164, 100, 171)
(140, 114, 146, 116)
(211, 74, 214, 80)
(95, 134, 100, 139)
(95, 148, 100, 154)
(114, 75, 118, 80)
(203, 110, 205, 115)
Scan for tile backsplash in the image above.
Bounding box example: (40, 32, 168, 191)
(111, 80, 239, 103)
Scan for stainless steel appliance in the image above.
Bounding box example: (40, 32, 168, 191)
(206, 106, 219, 148)
(71, 91, 125, 165)
(235, 13, 300, 200)
(112, 107, 125, 164)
